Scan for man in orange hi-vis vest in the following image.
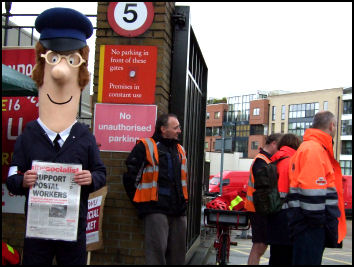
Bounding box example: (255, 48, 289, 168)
(123, 114, 188, 265)
(288, 111, 347, 265)
(244, 133, 282, 265)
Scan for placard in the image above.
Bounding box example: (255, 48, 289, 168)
(98, 45, 157, 104)
(86, 186, 107, 251)
(2, 97, 39, 183)
(93, 103, 157, 152)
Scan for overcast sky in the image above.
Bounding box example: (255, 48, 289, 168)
(3, 2, 352, 98)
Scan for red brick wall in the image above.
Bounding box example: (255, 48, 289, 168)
(205, 103, 228, 152)
(248, 135, 266, 158)
(249, 99, 269, 125)
(206, 103, 228, 127)
(90, 2, 176, 264)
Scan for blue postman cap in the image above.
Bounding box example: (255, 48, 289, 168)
(35, 7, 93, 52)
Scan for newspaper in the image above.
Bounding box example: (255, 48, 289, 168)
(26, 161, 82, 241)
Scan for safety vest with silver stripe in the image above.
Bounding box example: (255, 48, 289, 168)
(133, 138, 188, 202)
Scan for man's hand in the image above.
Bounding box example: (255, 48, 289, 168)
(23, 170, 38, 188)
(74, 170, 92, 186)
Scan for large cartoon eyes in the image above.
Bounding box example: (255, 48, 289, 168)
(49, 53, 59, 64)
(41, 50, 86, 68)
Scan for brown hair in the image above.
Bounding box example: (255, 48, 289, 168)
(277, 133, 302, 150)
(265, 133, 283, 145)
(31, 42, 90, 90)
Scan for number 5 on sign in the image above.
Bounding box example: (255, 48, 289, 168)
(107, 2, 154, 37)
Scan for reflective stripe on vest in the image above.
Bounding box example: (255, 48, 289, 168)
(229, 195, 243, 210)
(133, 138, 159, 202)
(133, 138, 188, 202)
(177, 143, 189, 200)
(244, 153, 271, 212)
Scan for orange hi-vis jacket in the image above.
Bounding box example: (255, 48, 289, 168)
(270, 145, 297, 206)
(244, 152, 272, 212)
(133, 138, 188, 203)
(287, 128, 346, 245)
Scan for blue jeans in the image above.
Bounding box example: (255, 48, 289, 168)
(292, 226, 325, 265)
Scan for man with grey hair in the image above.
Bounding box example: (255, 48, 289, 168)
(287, 111, 347, 265)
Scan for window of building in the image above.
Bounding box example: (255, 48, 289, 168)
(288, 122, 312, 136)
(281, 122, 285, 133)
(272, 106, 276, 121)
(271, 123, 275, 134)
(212, 126, 222, 136)
(224, 125, 234, 137)
(340, 160, 352, 175)
(253, 108, 260, 116)
(250, 125, 264, 135)
(205, 142, 209, 149)
(341, 120, 352, 136)
(227, 93, 259, 122)
(341, 140, 352, 155)
(236, 125, 250, 137)
(214, 111, 220, 119)
(281, 105, 286, 120)
(251, 141, 259, 150)
(323, 101, 328, 110)
(206, 112, 210, 120)
(289, 102, 319, 119)
(206, 127, 212, 136)
(235, 139, 248, 158)
(343, 100, 352, 115)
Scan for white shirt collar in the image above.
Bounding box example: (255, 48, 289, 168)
(37, 118, 77, 143)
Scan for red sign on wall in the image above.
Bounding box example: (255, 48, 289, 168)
(98, 45, 157, 104)
(2, 47, 36, 76)
(93, 103, 157, 152)
(2, 97, 39, 182)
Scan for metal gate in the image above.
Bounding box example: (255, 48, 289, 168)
(170, 6, 208, 251)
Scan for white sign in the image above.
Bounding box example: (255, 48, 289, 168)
(2, 184, 26, 214)
(108, 2, 154, 37)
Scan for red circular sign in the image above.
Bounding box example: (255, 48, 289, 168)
(107, 2, 154, 37)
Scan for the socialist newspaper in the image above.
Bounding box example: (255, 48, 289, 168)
(26, 161, 82, 241)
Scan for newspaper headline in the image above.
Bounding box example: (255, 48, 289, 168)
(26, 161, 82, 241)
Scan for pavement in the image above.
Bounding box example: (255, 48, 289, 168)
(187, 224, 215, 265)
(188, 218, 352, 265)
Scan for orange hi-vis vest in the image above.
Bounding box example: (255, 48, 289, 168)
(133, 138, 188, 202)
(244, 153, 272, 212)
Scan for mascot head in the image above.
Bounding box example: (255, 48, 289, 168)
(32, 7, 93, 133)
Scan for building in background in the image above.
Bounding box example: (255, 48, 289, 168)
(206, 87, 352, 175)
(205, 103, 228, 152)
(340, 87, 352, 175)
(205, 91, 267, 157)
(265, 88, 342, 158)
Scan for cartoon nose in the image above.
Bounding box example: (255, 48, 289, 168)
(51, 59, 71, 83)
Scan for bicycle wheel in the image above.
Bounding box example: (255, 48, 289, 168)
(220, 233, 228, 265)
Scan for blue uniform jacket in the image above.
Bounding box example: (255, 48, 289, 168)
(6, 120, 106, 230)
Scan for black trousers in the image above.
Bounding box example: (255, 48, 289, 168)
(22, 229, 86, 265)
(269, 244, 293, 265)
